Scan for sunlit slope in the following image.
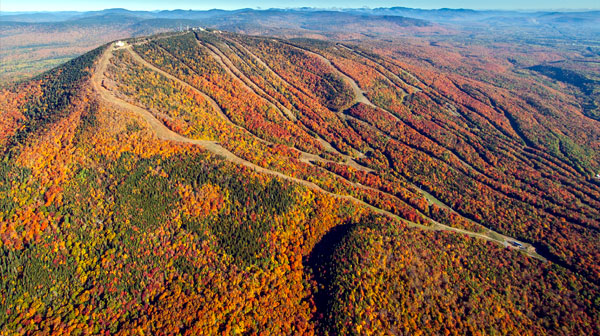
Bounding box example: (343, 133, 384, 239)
(127, 31, 599, 281)
(0, 31, 598, 334)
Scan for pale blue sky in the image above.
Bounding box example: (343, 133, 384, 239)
(1, 0, 599, 12)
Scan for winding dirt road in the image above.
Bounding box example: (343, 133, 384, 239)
(337, 43, 422, 94)
(123, 46, 236, 127)
(125, 45, 372, 173)
(200, 41, 297, 122)
(93, 44, 329, 191)
(92, 41, 545, 261)
(283, 41, 374, 108)
(214, 36, 375, 171)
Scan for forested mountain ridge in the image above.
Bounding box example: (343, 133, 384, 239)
(3, 7, 599, 82)
(0, 8, 436, 82)
(0, 29, 599, 334)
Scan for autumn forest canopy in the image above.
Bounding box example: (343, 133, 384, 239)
(0, 7, 600, 335)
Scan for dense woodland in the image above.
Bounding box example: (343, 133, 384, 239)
(0, 29, 599, 335)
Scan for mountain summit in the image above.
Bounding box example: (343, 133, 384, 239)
(1, 27, 599, 334)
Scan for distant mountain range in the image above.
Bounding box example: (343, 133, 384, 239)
(1, 7, 598, 81)
(0, 8, 435, 37)
(2, 7, 598, 25)
(2, 7, 598, 38)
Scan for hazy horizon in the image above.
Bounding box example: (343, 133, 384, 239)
(1, 1, 599, 12)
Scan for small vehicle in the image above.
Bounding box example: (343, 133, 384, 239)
(510, 241, 524, 248)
